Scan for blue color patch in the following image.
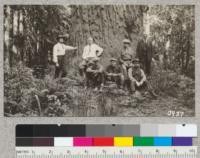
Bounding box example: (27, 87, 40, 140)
(154, 137, 172, 146)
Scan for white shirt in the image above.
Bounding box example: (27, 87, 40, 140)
(53, 42, 76, 63)
(82, 43, 103, 59)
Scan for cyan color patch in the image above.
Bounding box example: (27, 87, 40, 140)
(154, 137, 172, 146)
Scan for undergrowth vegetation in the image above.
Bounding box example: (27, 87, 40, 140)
(4, 62, 195, 117)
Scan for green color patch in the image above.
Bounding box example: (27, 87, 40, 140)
(134, 137, 154, 146)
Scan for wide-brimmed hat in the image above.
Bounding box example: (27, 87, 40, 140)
(57, 34, 69, 40)
(122, 39, 131, 44)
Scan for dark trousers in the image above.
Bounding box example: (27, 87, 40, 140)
(55, 66, 64, 78)
(106, 75, 124, 88)
(55, 56, 66, 78)
(86, 72, 104, 88)
(146, 59, 152, 75)
(140, 58, 151, 76)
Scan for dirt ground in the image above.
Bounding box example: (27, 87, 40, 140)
(118, 95, 194, 117)
(61, 82, 195, 117)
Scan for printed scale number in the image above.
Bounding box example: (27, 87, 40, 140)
(16, 147, 197, 158)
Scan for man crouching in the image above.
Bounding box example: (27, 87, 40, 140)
(105, 58, 124, 89)
(128, 58, 157, 98)
(86, 58, 104, 91)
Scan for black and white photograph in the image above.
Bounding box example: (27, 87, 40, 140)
(4, 5, 195, 117)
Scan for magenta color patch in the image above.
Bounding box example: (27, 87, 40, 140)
(73, 137, 93, 146)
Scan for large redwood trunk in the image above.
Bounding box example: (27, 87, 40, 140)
(68, 5, 146, 68)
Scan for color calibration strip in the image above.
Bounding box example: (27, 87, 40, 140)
(16, 137, 193, 147)
(16, 124, 197, 147)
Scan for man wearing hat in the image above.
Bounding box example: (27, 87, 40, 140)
(119, 39, 135, 90)
(105, 58, 124, 88)
(53, 34, 77, 78)
(136, 34, 154, 75)
(85, 57, 104, 91)
(120, 39, 136, 63)
(128, 58, 157, 97)
(79, 37, 103, 79)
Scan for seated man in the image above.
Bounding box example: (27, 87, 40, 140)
(105, 58, 124, 88)
(79, 37, 103, 79)
(128, 58, 157, 98)
(86, 58, 104, 91)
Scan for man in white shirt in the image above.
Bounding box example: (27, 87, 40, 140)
(79, 37, 103, 81)
(53, 35, 77, 78)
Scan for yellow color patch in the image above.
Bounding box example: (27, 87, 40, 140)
(114, 137, 133, 146)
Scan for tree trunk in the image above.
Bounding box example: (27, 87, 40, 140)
(16, 10, 20, 56)
(69, 5, 145, 66)
(4, 5, 11, 68)
(12, 9, 19, 59)
(9, 8, 14, 67)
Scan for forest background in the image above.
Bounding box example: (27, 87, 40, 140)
(3, 5, 195, 117)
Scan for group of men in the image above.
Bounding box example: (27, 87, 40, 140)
(52, 35, 157, 97)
